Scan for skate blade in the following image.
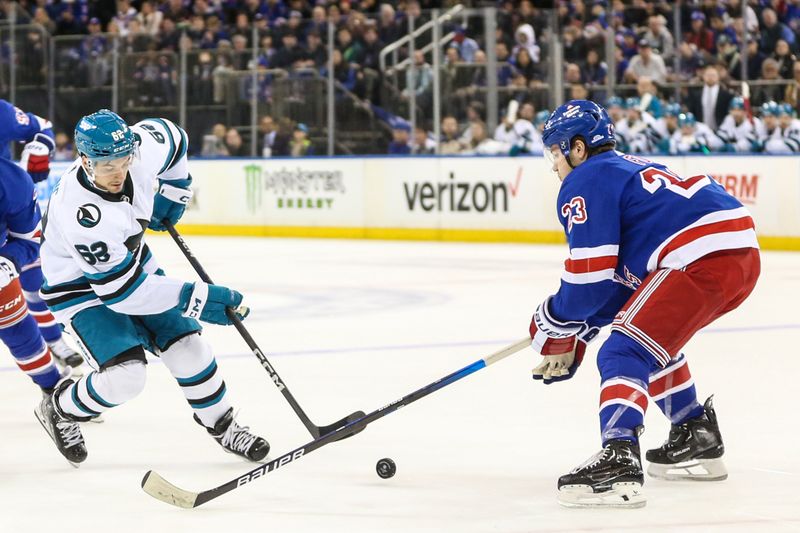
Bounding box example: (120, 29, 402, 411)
(558, 482, 646, 509)
(34, 407, 82, 469)
(647, 458, 727, 481)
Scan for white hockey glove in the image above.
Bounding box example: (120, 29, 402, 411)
(529, 296, 599, 385)
(0, 256, 19, 289)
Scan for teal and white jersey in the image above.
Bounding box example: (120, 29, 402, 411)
(40, 118, 190, 323)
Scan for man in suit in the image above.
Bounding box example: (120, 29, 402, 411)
(687, 65, 733, 131)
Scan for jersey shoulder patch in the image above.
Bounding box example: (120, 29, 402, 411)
(134, 118, 188, 175)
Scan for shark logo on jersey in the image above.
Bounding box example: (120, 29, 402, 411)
(77, 204, 101, 228)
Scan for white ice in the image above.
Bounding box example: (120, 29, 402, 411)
(2, 236, 798, 532)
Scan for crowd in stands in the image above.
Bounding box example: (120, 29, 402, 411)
(5, 1, 800, 156)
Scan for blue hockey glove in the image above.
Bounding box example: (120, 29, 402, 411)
(178, 282, 249, 326)
(149, 177, 193, 232)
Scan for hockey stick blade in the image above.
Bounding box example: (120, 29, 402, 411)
(316, 410, 367, 441)
(142, 471, 198, 509)
(141, 337, 531, 509)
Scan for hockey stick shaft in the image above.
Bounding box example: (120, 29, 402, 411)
(142, 337, 531, 508)
(163, 221, 364, 439)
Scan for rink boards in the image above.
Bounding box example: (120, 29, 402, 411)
(39, 155, 800, 250)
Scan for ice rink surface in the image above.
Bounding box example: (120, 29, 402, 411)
(2, 236, 798, 533)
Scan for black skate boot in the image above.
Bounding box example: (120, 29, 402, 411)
(34, 380, 90, 468)
(646, 396, 727, 481)
(195, 408, 270, 462)
(557, 439, 646, 509)
(48, 337, 85, 375)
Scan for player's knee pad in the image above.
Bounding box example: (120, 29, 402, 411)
(159, 333, 214, 376)
(99, 360, 148, 404)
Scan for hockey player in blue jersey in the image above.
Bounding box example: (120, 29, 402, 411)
(530, 100, 760, 508)
(0, 157, 65, 395)
(0, 99, 84, 371)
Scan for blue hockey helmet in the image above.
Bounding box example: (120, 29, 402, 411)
(664, 102, 682, 117)
(779, 103, 796, 117)
(729, 96, 745, 111)
(678, 112, 697, 128)
(534, 109, 551, 127)
(606, 96, 624, 109)
(542, 100, 616, 158)
(74, 109, 135, 162)
(761, 101, 780, 117)
(625, 96, 641, 110)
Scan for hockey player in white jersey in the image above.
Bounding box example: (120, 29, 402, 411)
(762, 102, 800, 153)
(651, 102, 681, 154)
(613, 97, 659, 154)
(716, 96, 767, 152)
(669, 112, 724, 154)
(35, 110, 269, 466)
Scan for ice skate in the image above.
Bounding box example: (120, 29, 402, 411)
(197, 408, 270, 462)
(48, 337, 85, 376)
(646, 396, 727, 481)
(34, 380, 89, 467)
(557, 439, 646, 509)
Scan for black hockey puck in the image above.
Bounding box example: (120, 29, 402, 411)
(376, 458, 396, 479)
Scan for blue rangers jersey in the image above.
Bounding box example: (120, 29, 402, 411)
(39, 118, 189, 323)
(550, 150, 758, 327)
(0, 157, 42, 269)
(0, 99, 54, 159)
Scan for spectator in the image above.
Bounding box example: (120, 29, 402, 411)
(686, 65, 733, 131)
(201, 123, 229, 156)
(512, 23, 540, 63)
(686, 11, 714, 56)
(411, 126, 436, 155)
(190, 50, 214, 104)
(258, 115, 277, 157)
(582, 48, 608, 86)
(338, 27, 364, 65)
(569, 83, 590, 101)
(624, 39, 667, 84)
(752, 58, 786, 107)
(137, 0, 162, 36)
(676, 41, 704, 81)
(562, 26, 587, 64)
(761, 8, 795, 54)
(113, 0, 138, 37)
(33, 8, 56, 34)
(717, 35, 741, 79)
(514, 48, 540, 86)
(224, 128, 247, 156)
(331, 49, 358, 92)
(403, 51, 433, 110)
(784, 61, 800, 113)
(305, 30, 328, 69)
(643, 14, 674, 62)
(55, 8, 85, 36)
(495, 42, 518, 87)
(272, 33, 307, 69)
(361, 26, 383, 71)
(388, 123, 411, 155)
(564, 62, 583, 85)
(378, 4, 401, 46)
(53, 132, 74, 161)
(772, 39, 796, 79)
(458, 101, 486, 146)
(745, 35, 766, 81)
(451, 26, 480, 63)
(290, 123, 313, 157)
(439, 115, 463, 155)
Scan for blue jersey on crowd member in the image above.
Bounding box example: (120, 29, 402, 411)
(527, 100, 760, 509)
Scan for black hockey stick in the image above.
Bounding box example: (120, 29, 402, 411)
(141, 337, 531, 508)
(163, 221, 365, 440)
